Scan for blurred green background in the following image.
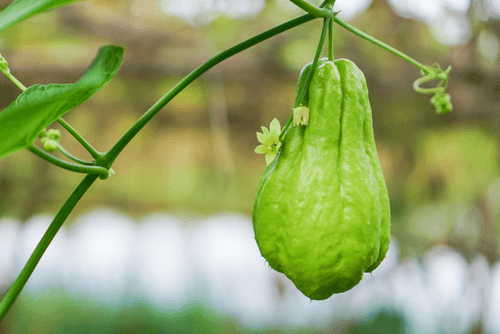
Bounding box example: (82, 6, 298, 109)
(0, 0, 499, 332)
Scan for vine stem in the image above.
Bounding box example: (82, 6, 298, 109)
(57, 145, 95, 166)
(105, 12, 319, 166)
(328, 15, 334, 61)
(327, 0, 336, 62)
(28, 146, 109, 179)
(295, 16, 331, 108)
(333, 16, 431, 74)
(57, 118, 101, 160)
(289, 0, 332, 17)
(1, 70, 26, 91)
(0, 174, 99, 322)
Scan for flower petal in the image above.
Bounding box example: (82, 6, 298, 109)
(255, 145, 267, 154)
(293, 106, 309, 126)
(270, 118, 281, 137)
(257, 132, 267, 144)
(261, 126, 270, 136)
(265, 152, 277, 165)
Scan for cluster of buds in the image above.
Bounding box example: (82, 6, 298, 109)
(40, 129, 61, 152)
(0, 54, 9, 75)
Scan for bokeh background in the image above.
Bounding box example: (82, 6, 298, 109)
(1, 0, 500, 332)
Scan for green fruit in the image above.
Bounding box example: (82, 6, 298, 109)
(252, 59, 390, 300)
(294, 57, 328, 108)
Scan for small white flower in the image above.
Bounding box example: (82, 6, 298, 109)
(255, 118, 282, 165)
(293, 106, 310, 126)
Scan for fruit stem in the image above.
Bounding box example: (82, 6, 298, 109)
(280, 15, 331, 141)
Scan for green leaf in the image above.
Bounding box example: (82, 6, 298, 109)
(0, 45, 124, 159)
(0, 0, 83, 32)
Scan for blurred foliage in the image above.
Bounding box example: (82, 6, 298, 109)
(0, 0, 499, 262)
(407, 126, 499, 203)
(4, 291, 244, 334)
(0, 290, 408, 334)
(348, 308, 408, 334)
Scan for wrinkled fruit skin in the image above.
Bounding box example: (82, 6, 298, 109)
(252, 59, 390, 300)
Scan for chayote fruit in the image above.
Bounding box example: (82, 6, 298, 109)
(252, 59, 390, 300)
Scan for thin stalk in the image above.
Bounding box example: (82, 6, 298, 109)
(0, 174, 99, 322)
(105, 12, 319, 165)
(328, 17, 334, 61)
(0, 55, 27, 91)
(57, 145, 95, 166)
(2, 71, 26, 91)
(280, 16, 331, 140)
(289, 0, 332, 17)
(28, 146, 108, 179)
(57, 118, 101, 160)
(333, 16, 430, 74)
(295, 16, 331, 107)
(322, 0, 337, 8)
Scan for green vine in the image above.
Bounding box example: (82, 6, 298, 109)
(333, 16, 452, 113)
(28, 146, 109, 179)
(57, 118, 102, 160)
(328, 16, 334, 61)
(0, 174, 100, 319)
(57, 144, 95, 166)
(104, 12, 321, 167)
(289, 0, 333, 17)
